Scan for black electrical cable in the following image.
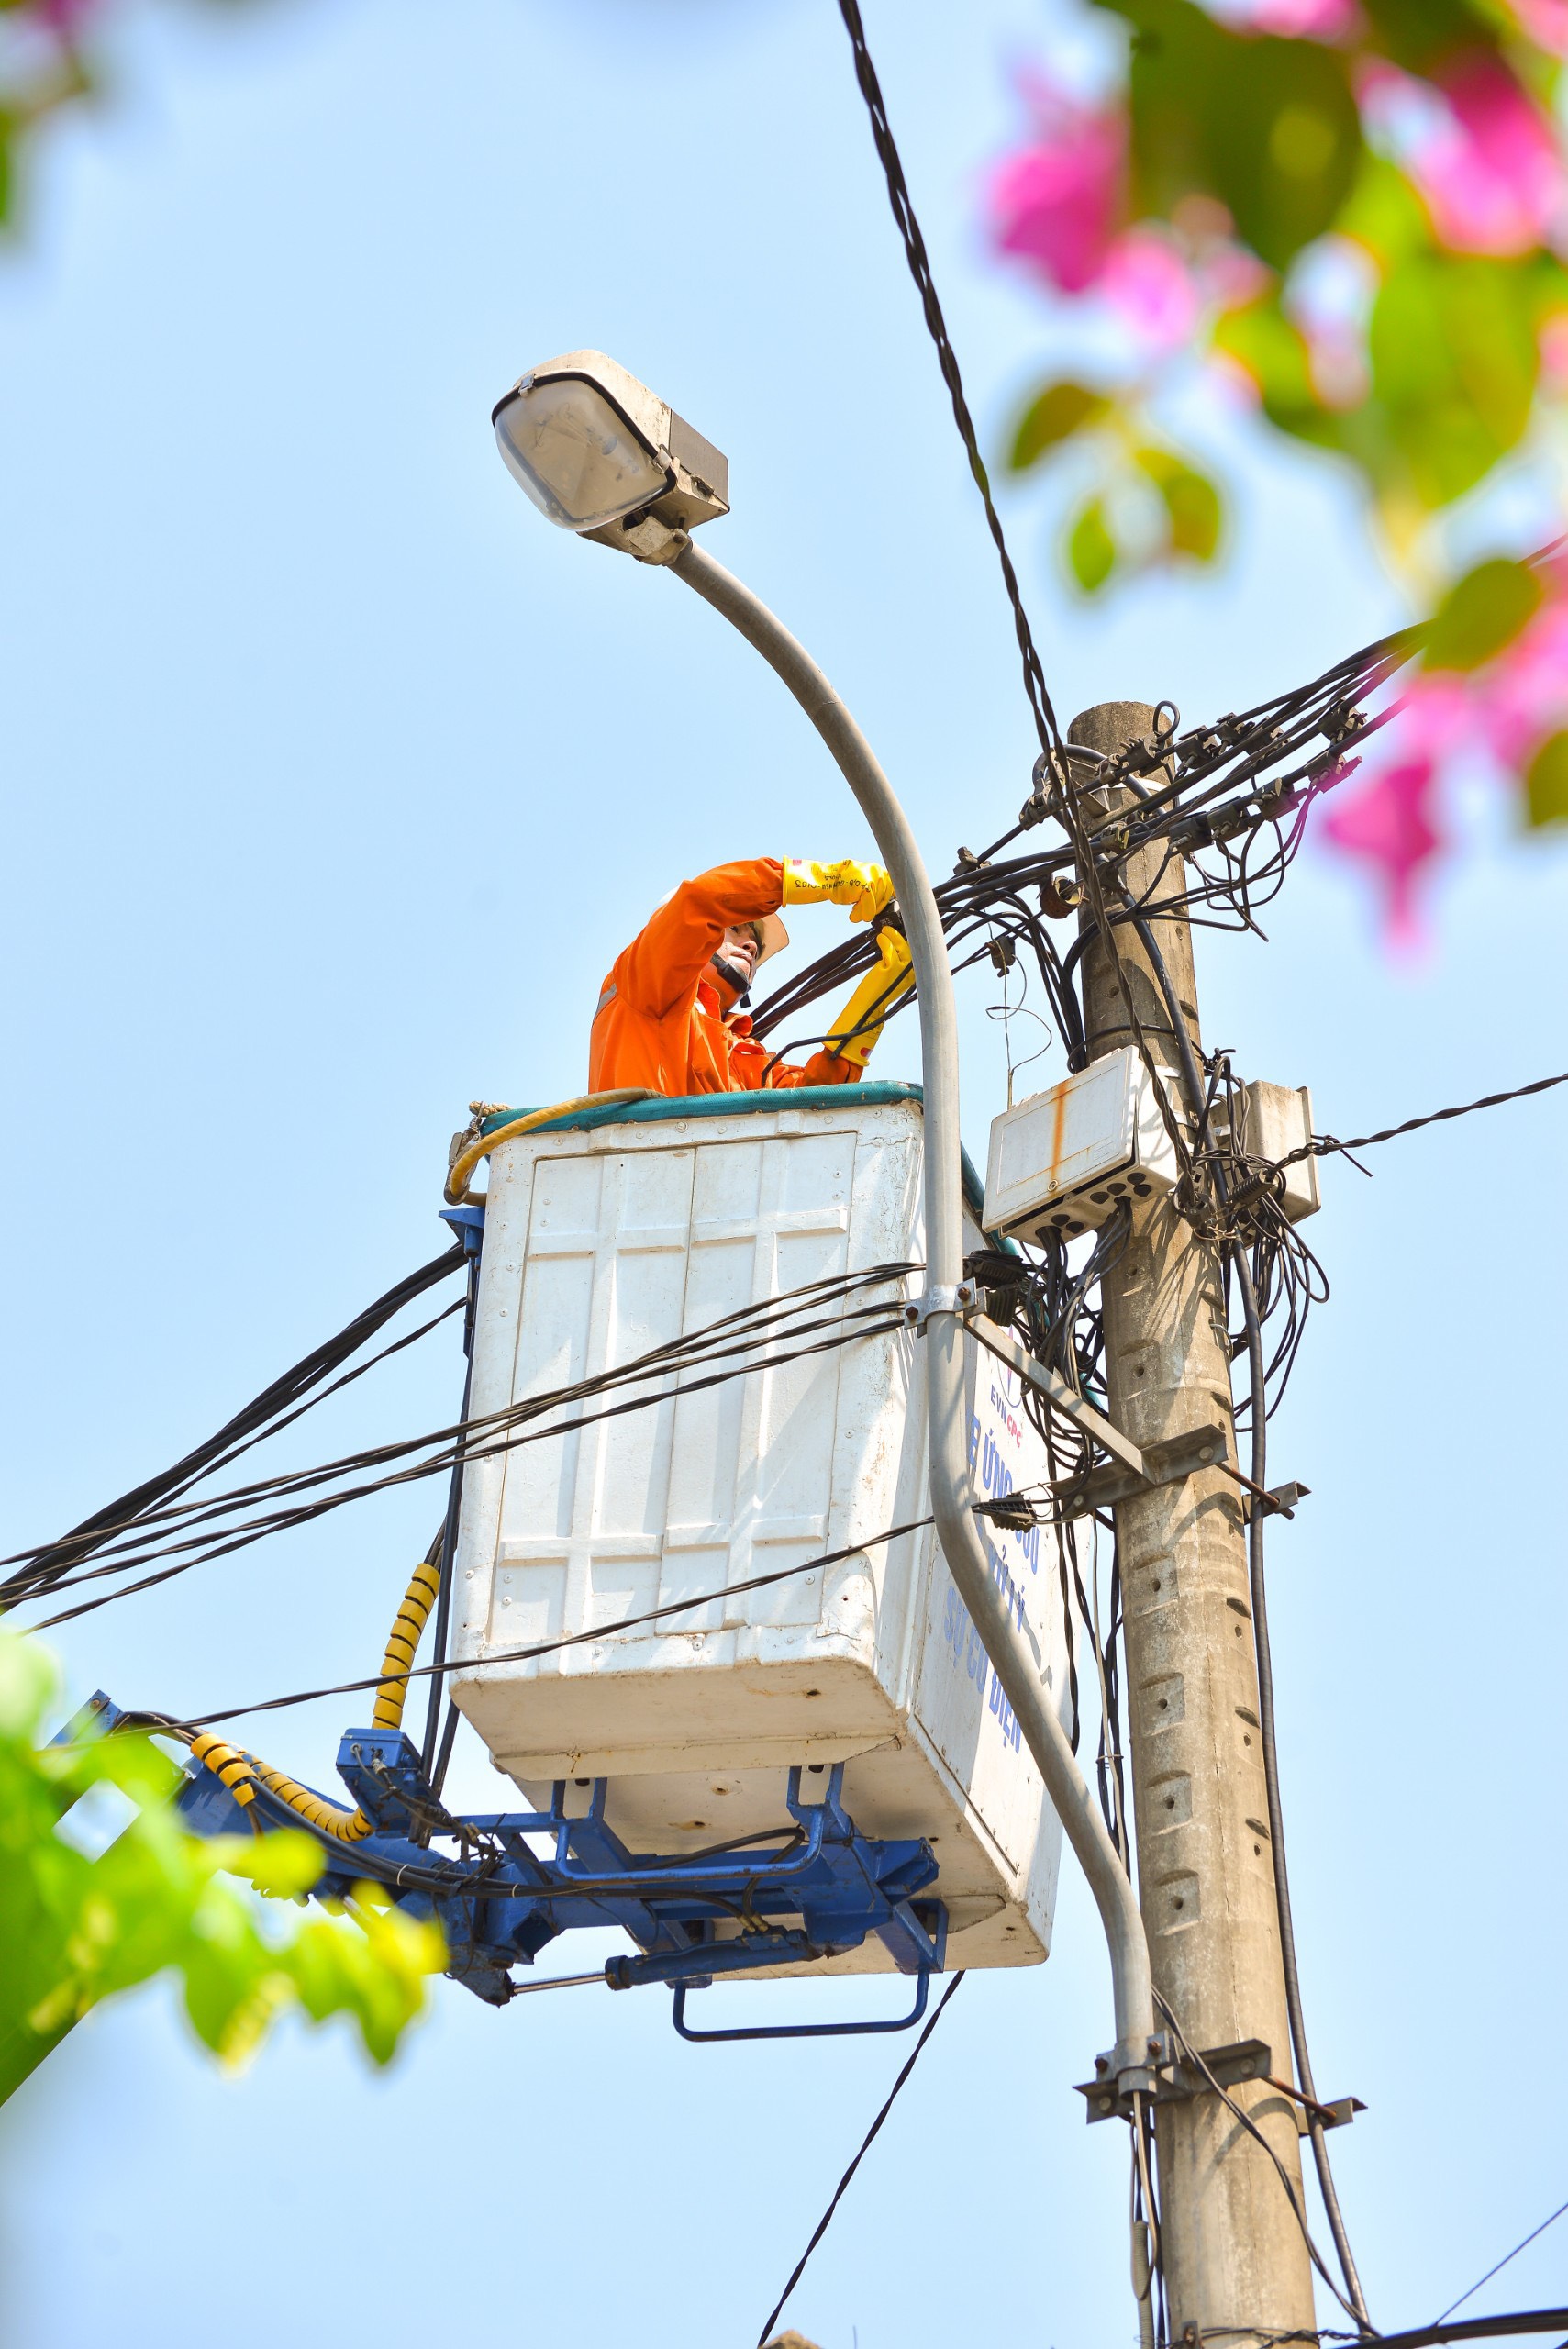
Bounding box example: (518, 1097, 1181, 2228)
(753, 1968, 966, 2349)
(1235, 1246, 1372, 2333)
(27, 1304, 914, 1631)
(423, 1246, 480, 1786)
(833, 0, 1066, 766)
(125, 1514, 940, 1732)
(1331, 2317, 1568, 2349)
(7, 1266, 911, 1584)
(429, 1698, 462, 1801)
(750, 611, 1428, 1069)
(0, 1291, 469, 1606)
(13, 1262, 915, 1574)
(3, 1244, 465, 1608)
(1129, 910, 1371, 2325)
(1121, 908, 1325, 1424)
(12, 1265, 919, 1613)
(1155, 1993, 1372, 2331)
(1436, 2203, 1568, 2326)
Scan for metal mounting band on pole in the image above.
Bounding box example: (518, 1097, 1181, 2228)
(669, 540, 1156, 2087)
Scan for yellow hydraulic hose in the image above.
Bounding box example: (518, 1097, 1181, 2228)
(187, 1732, 260, 1814)
(373, 1554, 441, 1731)
(237, 1754, 376, 1845)
(186, 1554, 446, 1845)
(444, 1089, 655, 1205)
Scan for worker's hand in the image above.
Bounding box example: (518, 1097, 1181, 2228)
(826, 926, 915, 1068)
(781, 858, 895, 925)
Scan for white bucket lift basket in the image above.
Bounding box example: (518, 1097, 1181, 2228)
(450, 1085, 1072, 1976)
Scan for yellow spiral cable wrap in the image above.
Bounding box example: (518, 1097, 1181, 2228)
(373, 1555, 442, 1731)
(187, 1732, 258, 1810)
(186, 1554, 446, 1844)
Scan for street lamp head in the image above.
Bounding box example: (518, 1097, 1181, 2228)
(492, 351, 728, 558)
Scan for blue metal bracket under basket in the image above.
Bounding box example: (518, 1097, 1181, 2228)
(669, 1899, 947, 2042)
(160, 1709, 951, 2038)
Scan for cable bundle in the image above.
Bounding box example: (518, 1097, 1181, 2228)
(6, 1261, 917, 1631)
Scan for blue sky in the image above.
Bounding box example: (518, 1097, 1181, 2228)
(2, 2, 1565, 2343)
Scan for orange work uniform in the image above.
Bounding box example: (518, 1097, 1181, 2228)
(589, 858, 856, 1097)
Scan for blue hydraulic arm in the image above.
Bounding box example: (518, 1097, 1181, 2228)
(170, 1721, 949, 2037)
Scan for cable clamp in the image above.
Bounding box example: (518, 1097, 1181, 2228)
(1073, 2031, 1176, 2111)
(903, 1282, 976, 1330)
(1075, 2035, 1276, 2121)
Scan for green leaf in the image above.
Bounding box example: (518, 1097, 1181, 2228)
(1357, 0, 1501, 74)
(1008, 382, 1109, 472)
(0, 1636, 56, 1741)
(1370, 252, 1540, 507)
(1525, 730, 1568, 825)
(1067, 497, 1118, 594)
(1135, 447, 1222, 560)
(237, 1829, 326, 1901)
(1335, 152, 1433, 271)
(1106, 0, 1362, 271)
(1211, 296, 1345, 450)
(0, 1629, 435, 2101)
(1525, 251, 1568, 335)
(1423, 557, 1543, 670)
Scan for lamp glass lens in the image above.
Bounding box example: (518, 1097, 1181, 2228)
(495, 378, 666, 529)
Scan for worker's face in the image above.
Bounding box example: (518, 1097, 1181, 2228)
(709, 922, 761, 1006)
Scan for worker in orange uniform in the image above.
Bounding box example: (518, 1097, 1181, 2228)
(589, 856, 916, 1098)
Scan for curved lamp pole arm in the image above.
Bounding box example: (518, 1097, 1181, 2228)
(669, 538, 1154, 2084)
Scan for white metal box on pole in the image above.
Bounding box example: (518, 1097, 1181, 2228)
(1225, 1079, 1320, 1222)
(984, 1052, 1320, 1244)
(983, 1046, 1183, 1243)
(449, 1087, 1072, 1976)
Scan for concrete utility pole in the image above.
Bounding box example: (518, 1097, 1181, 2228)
(1071, 701, 1317, 2344)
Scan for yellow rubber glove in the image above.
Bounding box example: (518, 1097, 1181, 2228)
(825, 927, 915, 1068)
(781, 858, 895, 925)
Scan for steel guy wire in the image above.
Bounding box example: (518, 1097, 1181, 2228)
(1279, 1069, 1568, 1169)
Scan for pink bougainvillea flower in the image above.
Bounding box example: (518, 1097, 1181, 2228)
(1470, 598, 1568, 768)
(1320, 757, 1444, 947)
(1539, 309, 1568, 392)
(1388, 672, 1470, 761)
(1099, 228, 1201, 351)
(1508, 0, 1568, 54)
(986, 81, 1125, 295)
(1329, 567, 1568, 938)
(1207, 0, 1358, 34)
(32, 0, 99, 32)
(1363, 53, 1565, 255)
(1198, 241, 1273, 313)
